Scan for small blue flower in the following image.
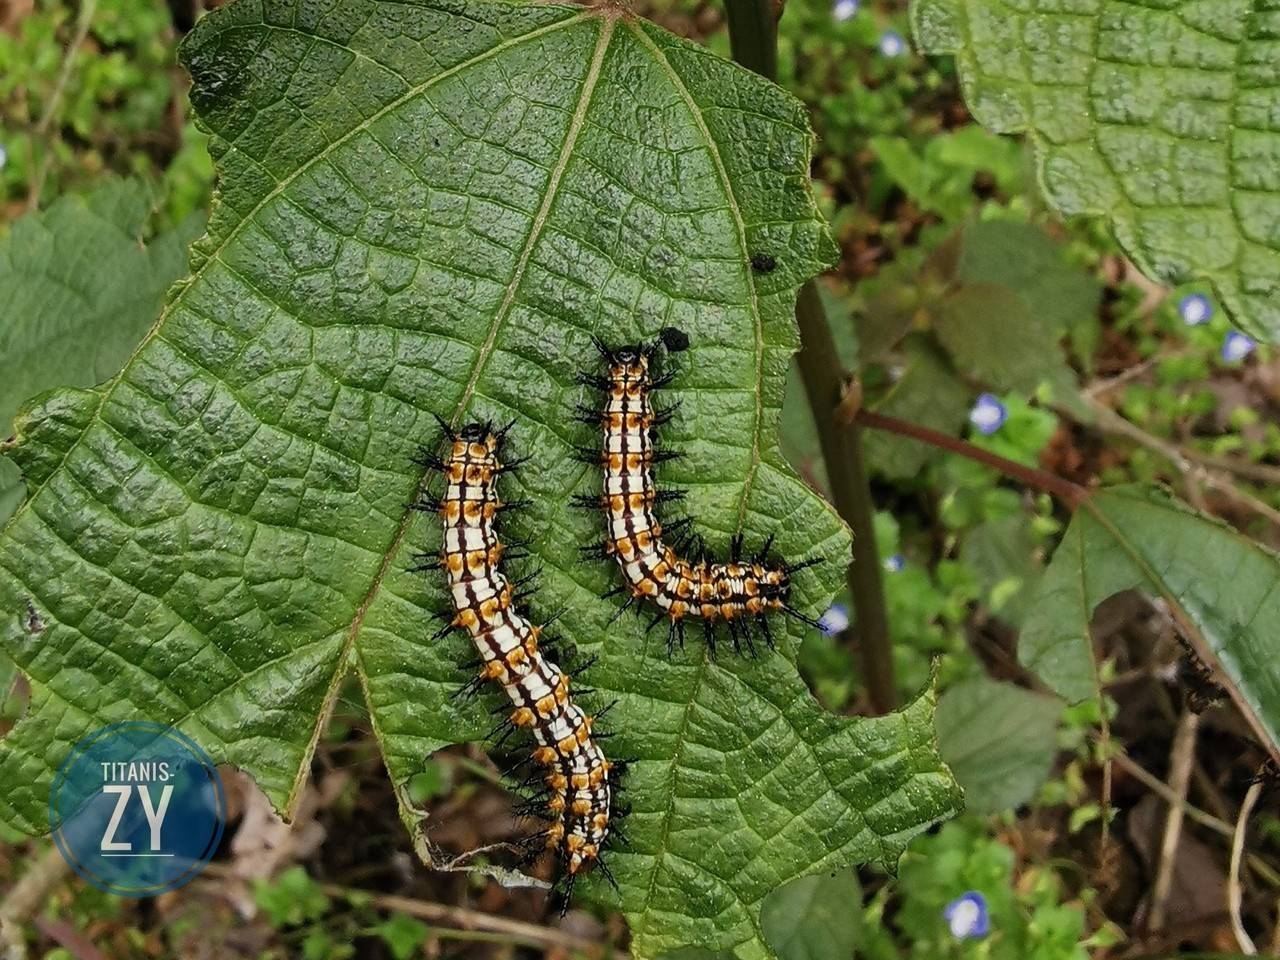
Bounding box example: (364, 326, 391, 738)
(817, 603, 849, 636)
(1178, 293, 1212, 326)
(943, 891, 990, 939)
(832, 0, 859, 21)
(883, 554, 905, 573)
(0, 144, 7, 170)
(1222, 331, 1256, 363)
(968, 393, 1007, 435)
(879, 29, 907, 57)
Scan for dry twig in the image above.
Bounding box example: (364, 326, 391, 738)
(1230, 779, 1263, 954)
(1148, 711, 1199, 932)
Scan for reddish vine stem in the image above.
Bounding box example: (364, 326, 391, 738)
(855, 409, 1090, 509)
(794, 285, 897, 714)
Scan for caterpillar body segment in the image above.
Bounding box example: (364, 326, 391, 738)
(426, 423, 616, 883)
(578, 333, 819, 654)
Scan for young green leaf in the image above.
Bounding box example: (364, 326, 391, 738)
(0, 178, 202, 434)
(0, 178, 203, 525)
(760, 870, 861, 960)
(935, 676, 1060, 813)
(954, 220, 1102, 371)
(1021, 486, 1280, 761)
(911, 0, 1280, 343)
(0, 2, 960, 956)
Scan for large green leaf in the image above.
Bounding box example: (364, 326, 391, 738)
(935, 676, 1060, 813)
(759, 870, 861, 960)
(1021, 485, 1280, 760)
(0, 2, 960, 956)
(911, 0, 1280, 342)
(0, 178, 203, 524)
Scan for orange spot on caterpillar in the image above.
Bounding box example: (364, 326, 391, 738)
(429, 425, 616, 885)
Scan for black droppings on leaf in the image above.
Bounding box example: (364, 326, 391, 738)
(659, 327, 689, 353)
(23, 599, 44, 635)
(750, 252, 777, 273)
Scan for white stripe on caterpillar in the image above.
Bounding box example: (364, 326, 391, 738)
(576, 335, 820, 654)
(428, 423, 614, 884)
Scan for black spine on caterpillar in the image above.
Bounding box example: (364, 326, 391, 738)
(422, 421, 617, 889)
(1173, 631, 1228, 714)
(575, 331, 821, 655)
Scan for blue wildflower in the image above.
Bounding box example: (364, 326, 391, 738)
(832, 0, 858, 21)
(883, 554, 904, 573)
(1222, 331, 1256, 363)
(968, 393, 1007, 435)
(943, 891, 989, 939)
(1178, 293, 1212, 326)
(817, 603, 849, 636)
(0, 143, 6, 170)
(879, 29, 907, 57)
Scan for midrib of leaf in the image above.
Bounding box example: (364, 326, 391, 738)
(1081, 498, 1280, 765)
(0, 10, 593, 546)
(592, 24, 803, 941)
(451, 18, 616, 423)
(639, 653, 710, 936)
(632, 23, 767, 528)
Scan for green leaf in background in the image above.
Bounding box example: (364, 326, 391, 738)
(863, 336, 969, 479)
(869, 126, 1025, 223)
(0, 178, 201, 430)
(1021, 485, 1280, 761)
(954, 220, 1102, 371)
(760, 870, 861, 960)
(0, 461, 21, 531)
(375, 913, 430, 960)
(935, 676, 1061, 814)
(0, 177, 203, 524)
(934, 282, 1077, 395)
(911, 0, 1280, 342)
(959, 514, 1043, 626)
(0, 2, 961, 956)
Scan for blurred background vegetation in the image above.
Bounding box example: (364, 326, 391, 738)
(1, 0, 1278, 957)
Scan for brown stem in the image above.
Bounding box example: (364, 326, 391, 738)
(855, 409, 1089, 509)
(722, 0, 778, 79)
(199, 864, 623, 959)
(794, 284, 896, 714)
(721, 0, 895, 712)
(1148, 710, 1199, 933)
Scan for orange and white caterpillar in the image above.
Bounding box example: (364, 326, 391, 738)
(575, 331, 819, 654)
(419, 423, 616, 891)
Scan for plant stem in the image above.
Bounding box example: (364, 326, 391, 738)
(794, 283, 897, 714)
(27, 0, 98, 211)
(856, 409, 1089, 508)
(720, 0, 896, 713)
(722, 0, 778, 79)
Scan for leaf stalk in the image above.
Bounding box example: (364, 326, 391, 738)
(855, 409, 1089, 509)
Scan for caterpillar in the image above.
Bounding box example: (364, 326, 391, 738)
(575, 331, 820, 655)
(1173, 631, 1227, 715)
(418, 421, 617, 895)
